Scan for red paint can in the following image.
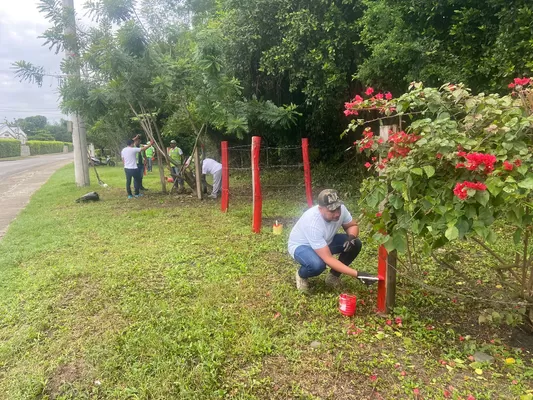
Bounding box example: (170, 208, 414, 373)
(339, 294, 357, 316)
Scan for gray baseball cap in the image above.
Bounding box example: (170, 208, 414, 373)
(170, 140, 177, 144)
(318, 189, 343, 211)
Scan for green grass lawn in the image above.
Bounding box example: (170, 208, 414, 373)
(0, 164, 531, 399)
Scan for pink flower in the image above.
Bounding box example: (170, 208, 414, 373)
(370, 374, 377, 382)
(459, 336, 465, 341)
(503, 161, 514, 171)
(365, 87, 374, 96)
(413, 388, 420, 396)
(436, 153, 442, 159)
(343, 109, 352, 117)
(508, 83, 516, 89)
(514, 159, 522, 167)
(443, 389, 451, 398)
(354, 95, 364, 103)
(364, 162, 372, 169)
(467, 395, 476, 400)
(400, 371, 406, 376)
(512, 380, 518, 385)
(395, 317, 403, 325)
(386, 319, 392, 325)
(426, 325, 435, 330)
(375, 93, 384, 100)
(376, 212, 382, 218)
(385, 92, 392, 100)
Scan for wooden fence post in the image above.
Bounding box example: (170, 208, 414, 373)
(221, 141, 229, 212)
(376, 125, 398, 313)
(252, 136, 262, 233)
(194, 147, 202, 200)
(301, 138, 313, 207)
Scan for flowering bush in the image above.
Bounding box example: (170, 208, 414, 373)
(343, 80, 533, 258)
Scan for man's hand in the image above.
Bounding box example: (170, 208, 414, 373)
(343, 234, 358, 252)
(356, 271, 379, 286)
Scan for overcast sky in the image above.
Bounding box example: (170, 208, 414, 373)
(0, 0, 90, 124)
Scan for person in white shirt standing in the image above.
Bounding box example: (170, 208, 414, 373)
(288, 189, 378, 292)
(121, 139, 153, 199)
(201, 158, 222, 199)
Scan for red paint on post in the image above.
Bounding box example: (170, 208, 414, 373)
(221, 141, 229, 213)
(252, 136, 262, 233)
(301, 138, 313, 207)
(377, 244, 388, 313)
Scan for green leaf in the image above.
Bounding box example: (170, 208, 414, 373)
(518, 177, 533, 189)
(485, 177, 503, 196)
(475, 190, 490, 206)
(392, 233, 407, 253)
(445, 226, 459, 241)
(411, 168, 423, 176)
(423, 165, 435, 178)
(513, 229, 522, 245)
(391, 180, 406, 192)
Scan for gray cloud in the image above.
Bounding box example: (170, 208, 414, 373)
(0, 10, 65, 123)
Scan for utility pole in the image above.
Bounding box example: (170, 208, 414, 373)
(63, 0, 90, 186)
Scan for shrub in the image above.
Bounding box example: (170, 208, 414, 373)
(0, 139, 21, 158)
(27, 141, 65, 155)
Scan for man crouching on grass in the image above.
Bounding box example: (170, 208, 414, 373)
(288, 189, 378, 292)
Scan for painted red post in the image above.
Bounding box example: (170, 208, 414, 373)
(251, 136, 262, 233)
(376, 244, 387, 313)
(221, 141, 229, 212)
(301, 138, 313, 207)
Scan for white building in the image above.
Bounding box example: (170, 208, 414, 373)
(0, 124, 27, 144)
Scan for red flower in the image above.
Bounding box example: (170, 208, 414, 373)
(385, 92, 393, 100)
(413, 388, 420, 396)
(503, 161, 514, 171)
(386, 319, 392, 326)
(400, 370, 406, 376)
(426, 325, 435, 330)
(456, 152, 497, 173)
(370, 374, 377, 382)
(467, 395, 476, 400)
(436, 153, 442, 159)
(395, 317, 402, 325)
(371, 157, 377, 161)
(512, 380, 518, 385)
(375, 93, 384, 100)
(354, 95, 364, 103)
(459, 336, 465, 341)
(377, 138, 384, 144)
(343, 109, 352, 117)
(508, 83, 516, 89)
(443, 389, 451, 398)
(365, 87, 374, 96)
(364, 162, 372, 169)
(376, 212, 382, 218)
(514, 159, 522, 167)
(513, 77, 530, 86)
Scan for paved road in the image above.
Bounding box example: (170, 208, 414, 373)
(0, 153, 73, 239)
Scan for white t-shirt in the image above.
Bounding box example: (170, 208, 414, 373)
(288, 205, 353, 257)
(121, 146, 141, 169)
(202, 158, 222, 175)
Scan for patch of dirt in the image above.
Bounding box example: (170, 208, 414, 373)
(45, 359, 90, 398)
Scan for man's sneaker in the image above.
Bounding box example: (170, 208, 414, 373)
(134, 193, 143, 198)
(208, 194, 217, 199)
(128, 195, 133, 199)
(295, 270, 309, 292)
(325, 272, 342, 289)
(356, 271, 379, 286)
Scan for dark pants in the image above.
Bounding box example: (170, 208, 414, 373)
(137, 164, 145, 189)
(294, 234, 362, 278)
(125, 168, 140, 195)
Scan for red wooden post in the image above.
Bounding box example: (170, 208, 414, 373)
(251, 136, 262, 233)
(377, 245, 387, 313)
(221, 141, 229, 212)
(301, 138, 313, 207)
